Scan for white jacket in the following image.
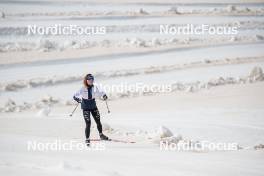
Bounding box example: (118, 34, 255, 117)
(73, 85, 105, 100)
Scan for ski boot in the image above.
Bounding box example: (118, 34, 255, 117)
(85, 139, 90, 147)
(99, 133, 109, 141)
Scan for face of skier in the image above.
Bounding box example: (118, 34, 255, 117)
(86, 78, 94, 86)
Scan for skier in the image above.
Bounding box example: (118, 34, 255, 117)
(73, 73, 109, 146)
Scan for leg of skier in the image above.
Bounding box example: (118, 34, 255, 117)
(83, 110, 91, 146)
(91, 108, 109, 140)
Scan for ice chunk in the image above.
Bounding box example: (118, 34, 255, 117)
(36, 106, 51, 117)
(157, 126, 174, 138)
(249, 67, 263, 81)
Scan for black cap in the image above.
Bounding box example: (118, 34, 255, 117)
(85, 74, 94, 80)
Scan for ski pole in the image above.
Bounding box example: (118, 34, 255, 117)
(69, 103, 79, 117)
(105, 100, 110, 113)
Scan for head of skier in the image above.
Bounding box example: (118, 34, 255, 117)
(84, 74, 94, 87)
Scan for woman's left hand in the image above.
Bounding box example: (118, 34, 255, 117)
(103, 94, 108, 100)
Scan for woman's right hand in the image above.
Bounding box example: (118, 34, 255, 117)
(73, 96, 82, 103)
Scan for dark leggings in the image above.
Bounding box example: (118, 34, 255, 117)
(82, 108, 103, 139)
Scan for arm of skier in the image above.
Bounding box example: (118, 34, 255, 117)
(73, 88, 83, 103)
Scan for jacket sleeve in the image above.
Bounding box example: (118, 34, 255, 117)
(94, 85, 106, 99)
(73, 87, 83, 99)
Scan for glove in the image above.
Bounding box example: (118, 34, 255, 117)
(102, 94, 108, 101)
(73, 96, 82, 103)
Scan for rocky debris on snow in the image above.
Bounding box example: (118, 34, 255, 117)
(129, 38, 147, 47)
(255, 35, 264, 41)
(159, 135, 183, 145)
(168, 7, 181, 14)
(226, 5, 237, 13)
(0, 75, 82, 91)
(0, 95, 61, 113)
(41, 95, 59, 104)
(0, 12, 5, 19)
(38, 39, 58, 52)
(207, 77, 226, 86)
(151, 38, 161, 46)
(4, 80, 28, 91)
(249, 66, 264, 81)
(185, 85, 197, 92)
(254, 144, 264, 150)
(99, 40, 111, 47)
(4, 99, 17, 112)
(139, 8, 148, 15)
(229, 36, 238, 42)
(1, 99, 32, 112)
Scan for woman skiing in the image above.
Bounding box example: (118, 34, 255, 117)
(73, 73, 109, 146)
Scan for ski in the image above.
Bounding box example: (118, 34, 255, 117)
(90, 138, 136, 144)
